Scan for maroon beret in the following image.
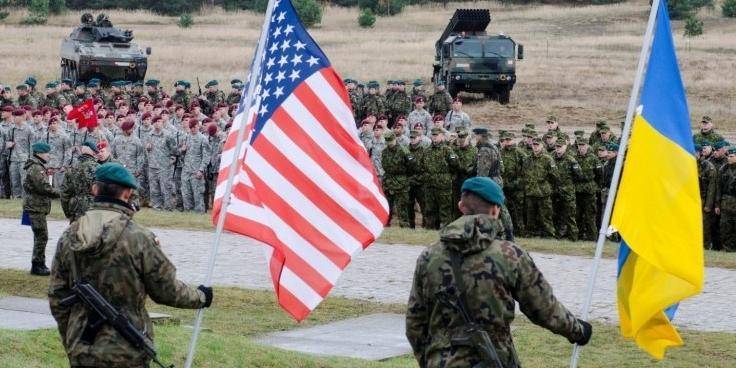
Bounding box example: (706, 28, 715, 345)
(121, 120, 135, 131)
(13, 109, 25, 116)
(188, 119, 199, 129)
(1, 106, 14, 112)
(433, 114, 444, 122)
(207, 124, 218, 136)
(141, 112, 152, 120)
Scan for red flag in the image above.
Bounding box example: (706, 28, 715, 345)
(66, 99, 98, 129)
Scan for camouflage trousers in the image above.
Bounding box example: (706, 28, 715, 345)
(407, 182, 425, 229)
(423, 183, 453, 230)
(50, 169, 65, 191)
(173, 166, 184, 211)
(505, 188, 525, 237)
(148, 167, 174, 211)
(553, 191, 578, 241)
(386, 189, 411, 227)
(0, 158, 10, 198)
(720, 211, 736, 252)
(576, 191, 598, 241)
(28, 212, 48, 264)
(525, 195, 554, 238)
(709, 212, 722, 251)
(9, 161, 26, 198)
(181, 172, 206, 213)
(138, 161, 150, 206)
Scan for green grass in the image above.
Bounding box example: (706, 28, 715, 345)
(2, 199, 734, 269)
(1, 269, 734, 367)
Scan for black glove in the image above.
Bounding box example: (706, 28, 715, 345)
(574, 319, 593, 346)
(197, 285, 213, 308)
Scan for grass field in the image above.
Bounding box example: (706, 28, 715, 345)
(1, 268, 735, 368)
(1, 1, 735, 136)
(2, 198, 735, 269)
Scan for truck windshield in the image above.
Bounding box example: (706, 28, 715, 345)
(453, 39, 482, 58)
(484, 39, 514, 58)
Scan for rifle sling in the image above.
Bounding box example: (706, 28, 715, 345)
(448, 249, 474, 323)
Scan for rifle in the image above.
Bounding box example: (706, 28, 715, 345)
(196, 77, 203, 97)
(60, 282, 174, 368)
(172, 131, 181, 180)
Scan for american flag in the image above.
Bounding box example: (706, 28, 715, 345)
(212, 0, 389, 321)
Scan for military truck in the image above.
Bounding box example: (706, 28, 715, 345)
(432, 9, 523, 104)
(60, 13, 151, 85)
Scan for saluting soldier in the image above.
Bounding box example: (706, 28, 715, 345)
(381, 131, 415, 227)
(406, 177, 592, 368)
(23, 142, 60, 276)
(60, 141, 99, 222)
(49, 163, 214, 368)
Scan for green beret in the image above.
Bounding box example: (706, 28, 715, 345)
(714, 140, 729, 149)
(205, 80, 218, 88)
(87, 80, 100, 88)
(387, 80, 395, 85)
(701, 116, 712, 123)
(133, 81, 143, 87)
(24, 76, 37, 87)
(383, 131, 395, 141)
(397, 80, 405, 85)
(694, 144, 702, 152)
(110, 81, 123, 87)
(184, 81, 192, 89)
(32, 141, 51, 153)
(82, 140, 99, 153)
(367, 81, 379, 88)
(606, 143, 619, 151)
(413, 79, 423, 86)
(701, 140, 712, 147)
(472, 127, 489, 135)
(61, 78, 73, 85)
(728, 147, 736, 155)
(75, 81, 86, 88)
(145, 79, 160, 86)
(124, 80, 133, 86)
(95, 162, 138, 189)
(174, 80, 185, 87)
(357, 83, 364, 88)
(16, 84, 28, 90)
(45, 82, 58, 89)
(232, 82, 244, 89)
(461, 177, 504, 206)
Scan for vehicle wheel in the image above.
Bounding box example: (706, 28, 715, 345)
(498, 86, 510, 105)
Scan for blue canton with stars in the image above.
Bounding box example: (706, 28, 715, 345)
(238, 0, 331, 142)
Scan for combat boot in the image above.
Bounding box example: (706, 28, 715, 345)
(30, 262, 50, 276)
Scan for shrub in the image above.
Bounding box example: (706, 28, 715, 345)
(293, 0, 321, 27)
(177, 13, 194, 28)
(145, 0, 204, 16)
(22, 0, 48, 25)
(723, 0, 736, 17)
(48, 0, 63, 14)
(668, 0, 713, 20)
(333, 0, 359, 6)
(683, 15, 704, 37)
(359, 0, 406, 16)
(358, 8, 375, 27)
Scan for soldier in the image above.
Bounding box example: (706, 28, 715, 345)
(421, 127, 457, 229)
(206, 123, 224, 210)
(25, 76, 45, 103)
(59, 79, 75, 103)
(709, 140, 729, 170)
(344, 79, 362, 122)
(473, 127, 503, 186)
(693, 116, 724, 146)
(171, 120, 187, 211)
(0, 85, 14, 108)
(716, 148, 736, 252)
(180, 119, 211, 213)
(387, 80, 412, 128)
(698, 144, 718, 249)
(597, 143, 618, 227)
(23, 142, 60, 276)
(499, 131, 527, 236)
(112, 119, 145, 183)
(407, 96, 432, 134)
(588, 120, 607, 148)
(171, 80, 192, 110)
(145, 79, 162, 104)
(201, 80, 226, 115)
(524, 137, 557, 237)
(406, 177, 592, 368)
(381, 131, 415, 227)
(0, 106, 11, 198)
(43, 82, 68, 109)
(451, 128, 477, 220)
(60, 141, 99, 222)
(552, 140, 581, 241)
(366, 124, 386, 180)
(361, 81, 385, 119)
(16, 84, 38, 109)
(136, 114, 154, 206)
(444, 97, 471, 133)
(385, 80, 396, 104)
(545, 115, 564, 139)
(146, 116, 177, 211)
(391, 117, 410, 146)
(7, 109, 35, 198)
(45, 117, 71, 190)
(574, 137, 600, 241)
(49, 162, 214, 368)
(427, 81, 453, 117)
(410, 79, 427, 102)
(227, 79, 243, 106)
(543, 131, 558, 153)
(592, 125, 619, 152)
(407, 129, 427, 229)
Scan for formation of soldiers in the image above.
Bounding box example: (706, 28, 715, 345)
(0, 76, 240, 214)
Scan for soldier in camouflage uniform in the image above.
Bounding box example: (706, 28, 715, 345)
(0, 85, 14, 108)
(552, 140, 580, 241)
(201, 80, 226, 116)
(697, 144, 718, 249)
(366, 125, 386, 180)
(451, 129, 477, 220)
(406, 177, 592, 368)
(407, 96, 433, 135)
(206, 124, 224, 210)
(544, 115, 564, 140)
(60, 141, 99, 222)
(180, 120, 211, 213)
(345, 79, 362, 122)
(387, 81, 412, 128)
(710, 140, 729, 170)
(23, 142, 59, 276)
(171, 122, 187, 211)
(0, 108, 9, 198)
(112, 120, 145, 183)
(693, 116, 724, 146)
(716, 148, 736, 252)
(361, 81, 385, 119)
(16, 84, 39, 109)
(44, 118, 71, 190)
(381, 131, 415, 227)
(427, 81, 453, 117)
(171, 81, 192, 110)
(588, 120, 608, 148)
(60, 79, 75, 104)
(49, 162, 213, 368)
(408, 130, 427, 229)
(146, 116, 177, 211)
(421, 128, 458, 229)
(145, 79, 163, 104)
(523, 137, 558, 237)
(410, 79, 427, 102)
(7, 109, 35, 198)
(227, 79, 243, 106)
(500, 132, 527, 237)
(473, 127, 503, 186)
(444, 98, 471, 133)
(574, 138, 600, 241)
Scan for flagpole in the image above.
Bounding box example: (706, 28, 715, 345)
(182, 0, 276, 366)
(569, 0, 660, 366)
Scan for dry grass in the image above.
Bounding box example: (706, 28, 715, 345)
(0, 1, 735, 136)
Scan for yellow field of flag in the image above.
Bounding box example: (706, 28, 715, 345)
(610, 0, 704, 360)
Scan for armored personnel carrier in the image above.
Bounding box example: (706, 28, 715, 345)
(60, 13, 151, 85)
(432, 9, 523, 104)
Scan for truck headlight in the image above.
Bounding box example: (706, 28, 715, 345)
(455, 75, 461, 80)
(507, 60, 514, 66)
(455, 63, 469, 68)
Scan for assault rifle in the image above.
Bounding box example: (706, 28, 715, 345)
(60, 282, 174, 368)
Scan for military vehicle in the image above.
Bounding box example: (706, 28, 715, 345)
(432, 9, 523, 104)
(60, 13, 151, 85)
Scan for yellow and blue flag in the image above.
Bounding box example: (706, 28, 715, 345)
(610, 1, 704, 360)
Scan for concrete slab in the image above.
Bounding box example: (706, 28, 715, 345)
(255, 313, 412, 361)
(0, 296, 51, 315)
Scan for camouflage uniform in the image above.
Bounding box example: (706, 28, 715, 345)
(475, 139, 504, 186)
(136, 124, 154, 205)
(451, 139, 478, 220)
(7, 123, 35, 198)
(697, 157, 718, 248)
(146, 129, 177, 210)
(500, 142, 527, 237)
(112, 134, 145, 177)
(180, 131, 211, 213)
(23, 155, 59, 265)
(207, 133, 225, 210)
(60, 154, 98, 222)
(388, 90, 412, 122)
(575, 148, 600, 241)
(204, 90, 226, 114)
(523, 148, 558, 237)
(49, 200, 207, 368)
(42, 92, 67, 109)
(421, 141, 457, 229)
(444, 109, 471, 133)
(381, 136, 415, 227)
(171, 129, 187, 211)
(45, 130, 71, 190)
(226, 91, 241, 106)
(408, 140, 426, 229)
(17, 93, 39, 109)
(406, 214, 588, 368)
(693, 130, 724, 146)
(366, 135, 386, 179)
(717, 162, 736, 252)
(171, 91, 191, 110)
(0, 122, 7, 198)
(427, 90, 452, 117)
(407, 109, 432, 133)
(348, 89, 362, 122)
(361, 93, 386, 119)
(552, 149, 581, 241)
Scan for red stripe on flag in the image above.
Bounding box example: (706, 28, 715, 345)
(277, 286, 311, 322)
(244, 165, 352, 269)
(319, 68, 352, 112)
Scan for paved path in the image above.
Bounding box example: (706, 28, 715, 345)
(2, 218, 734, 333)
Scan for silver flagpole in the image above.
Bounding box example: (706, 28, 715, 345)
(182, 0, 276, 366)
(569, 0, 661, 366)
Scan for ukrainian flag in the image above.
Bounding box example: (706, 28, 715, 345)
(610, 1, 704, 360)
